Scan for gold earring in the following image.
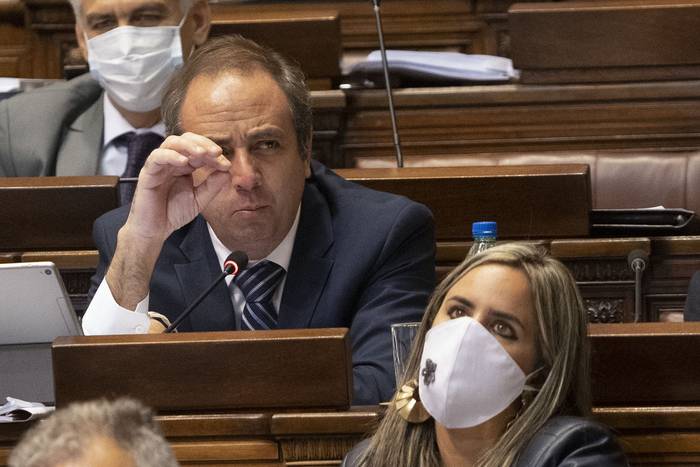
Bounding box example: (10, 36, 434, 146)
(392, 379, 430, 423)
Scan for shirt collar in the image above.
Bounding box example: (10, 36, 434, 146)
(102, 94, 166, 148)
(207, 204, 301, 273)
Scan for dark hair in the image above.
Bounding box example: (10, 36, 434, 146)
(162, 35, 312, 159)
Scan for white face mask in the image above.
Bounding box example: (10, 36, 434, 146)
(85, 16, 186, 113)
(419, 316, 535, 429)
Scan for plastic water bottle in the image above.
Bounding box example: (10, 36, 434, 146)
(467, 221, 497, 257)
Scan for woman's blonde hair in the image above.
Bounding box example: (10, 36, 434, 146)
(358, 243, 591, 467)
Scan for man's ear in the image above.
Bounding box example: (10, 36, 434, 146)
(190, 0, 211, 47)
(75, 22, 89, 62)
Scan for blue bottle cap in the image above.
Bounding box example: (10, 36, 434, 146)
(472, 221, 497, 237)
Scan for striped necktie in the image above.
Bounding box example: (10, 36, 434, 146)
(235, 260, 285, 330)
(116, 131, 164, 204)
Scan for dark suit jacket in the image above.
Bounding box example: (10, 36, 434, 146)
(0, 74, 104, 176)
(342, 416, 628, 466)
(684, 271, 700, 321)
(89, 161, 436, 404)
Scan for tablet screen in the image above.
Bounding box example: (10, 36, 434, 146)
(0, 262, 82, 345)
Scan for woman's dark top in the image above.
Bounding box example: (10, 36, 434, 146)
(342, 416, 628, 467)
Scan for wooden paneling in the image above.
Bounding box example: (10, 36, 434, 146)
(4, 324, 700, 465)
(7, 0, 509, 79)
(343, 81, 700, 167)
(0, 176, 118, 251)
(209, 6, 341, 90)
(52, 329, 353, 411)
(211, 0, 497, 56)
(0, 1, 30, 77)
(509, 0, 700, 84)
(589, 322, 700, 405)
(338, 164, 591, 240)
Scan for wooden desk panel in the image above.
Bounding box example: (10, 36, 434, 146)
(342, 81, 700, 167)
(2, 405, 699, 466)
(209, 6, 341, 90)
(337, 164, 591, 240)
(509, 0, 700, 84)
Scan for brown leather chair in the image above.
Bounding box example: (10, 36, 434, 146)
(356, 149, 700, 212)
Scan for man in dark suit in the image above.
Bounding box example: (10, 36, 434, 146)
(82, 36, 436, 405)
(0, 0, 210, 177)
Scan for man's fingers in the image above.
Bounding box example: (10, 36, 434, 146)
(160, 134, 230, 172)
(194, 170, 230, 208)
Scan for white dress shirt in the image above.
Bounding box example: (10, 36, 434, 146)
(82, 207, 301, 335)
(98, 95, 166, 176)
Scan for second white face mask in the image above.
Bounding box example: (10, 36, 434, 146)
(86, 18, 185, 113)
(418, 316, 527, 429)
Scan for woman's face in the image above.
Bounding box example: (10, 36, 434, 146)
(432, 264, 539, 375)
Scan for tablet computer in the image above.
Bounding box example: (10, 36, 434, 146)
(0, 262, 83, 403)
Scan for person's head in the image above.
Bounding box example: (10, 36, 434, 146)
(360, 243, 591, 467)
(72, 0, 210, 119)
(161, 35, 313, 259)
(8, 398, 178, 467)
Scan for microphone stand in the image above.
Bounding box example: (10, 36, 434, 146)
(371, 0, 404, 168)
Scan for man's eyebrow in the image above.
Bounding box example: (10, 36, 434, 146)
(84, 3, 168, 25)
(247, 127, 285, 140)
(208, 137, 230, 147)
(85, 12, 114, 24)
(130, 3, 170, 17)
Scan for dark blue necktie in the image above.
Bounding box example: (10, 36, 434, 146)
(116, 131, 164, 204)
(235, 260, 285, 330)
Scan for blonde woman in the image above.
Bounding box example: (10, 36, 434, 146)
(344, 244, 627, 467)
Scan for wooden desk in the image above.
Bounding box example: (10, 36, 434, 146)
(2, 324, 699, 466)
(2, 405, 698, 466)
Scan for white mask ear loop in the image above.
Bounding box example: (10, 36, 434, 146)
(506, 366, 547, 431)
(521, 365, 547, 408)
(523, 365, 546, 390)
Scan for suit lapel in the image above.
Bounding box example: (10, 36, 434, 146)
(278, 184, 334, 328)
(173, 216, 236, 331)
(56, 96, 104, 176)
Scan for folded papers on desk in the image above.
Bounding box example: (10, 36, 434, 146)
(349, 50, 518, 87)
(0, 397, 54, 423)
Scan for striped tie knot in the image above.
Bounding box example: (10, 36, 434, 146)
(235, 260, 285, 330)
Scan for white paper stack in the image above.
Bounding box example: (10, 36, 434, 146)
(351, 50, 519, 83)
(0, 397, 54, 423)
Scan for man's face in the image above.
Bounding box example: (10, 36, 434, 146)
(75, 0, 210, 61)
(181, 70, 311, 260)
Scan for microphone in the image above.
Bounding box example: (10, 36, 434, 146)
(627, 249, 649, 322)
(628, 249, 648, 273)
(371, 0, 404, 168)
(164, 251, 249, 333)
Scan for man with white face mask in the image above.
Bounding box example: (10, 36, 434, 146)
(0, 0, 211, 183)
